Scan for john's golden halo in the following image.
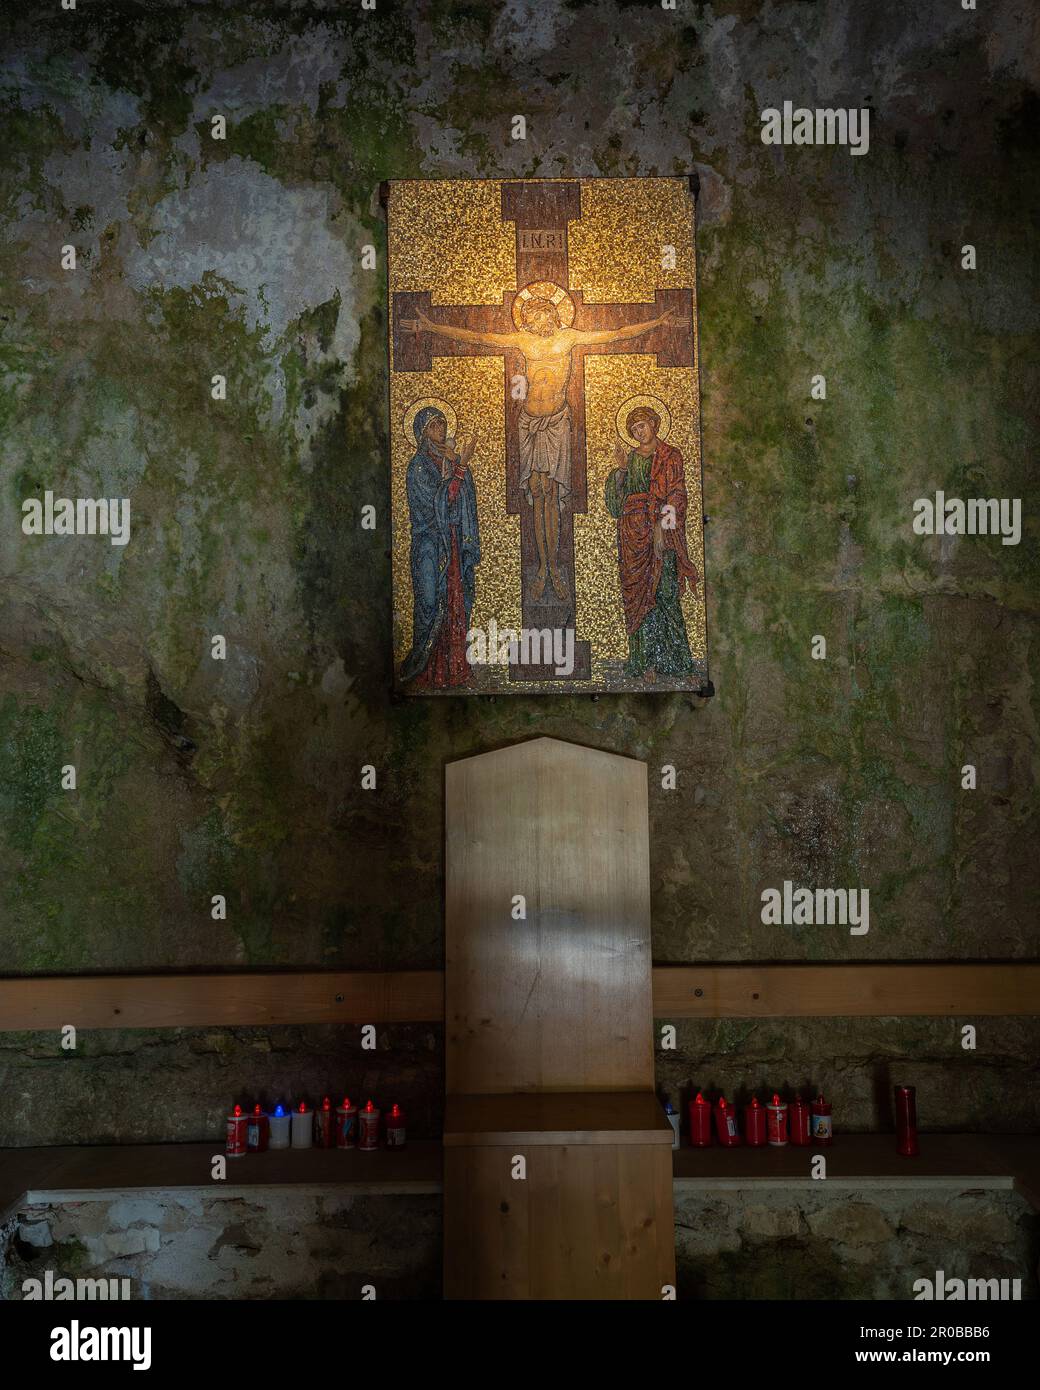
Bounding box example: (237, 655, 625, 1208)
(616, 394, 671, 448)
(402, 396, 457, 447)
(511, 281, 576, 331)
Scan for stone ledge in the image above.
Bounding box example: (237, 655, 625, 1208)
(3, 1134, 1038, 1224)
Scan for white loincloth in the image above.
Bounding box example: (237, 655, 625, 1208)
(518, 403, 571, 511)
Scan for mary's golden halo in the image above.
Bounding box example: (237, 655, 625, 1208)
(402, 396, 457, 447)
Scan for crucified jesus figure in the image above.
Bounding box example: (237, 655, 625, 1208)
(416, 297, 676, 601)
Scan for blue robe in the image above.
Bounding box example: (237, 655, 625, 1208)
(399, 422, 480, 683)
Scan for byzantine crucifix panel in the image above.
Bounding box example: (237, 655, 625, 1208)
(386, 177, 709, 696)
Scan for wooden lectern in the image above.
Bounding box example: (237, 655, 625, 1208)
(443, 737, 675, 1299)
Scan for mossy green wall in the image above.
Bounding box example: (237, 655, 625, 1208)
(1, 0, 1037, 1142)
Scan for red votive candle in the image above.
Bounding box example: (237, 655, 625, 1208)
(744, 1095, 767, 1146)
(385, 1102, 407, 1149)
(336, 1096, 357, 1149)
(810, 1094, 833, 1145)
(766, 1093, 788, 1147)
(714, 1096, 741, 1147)
(894, 1085, 919, 1157)
(247, 1103, 269, 1153)
(315, 1095, 335, 1148)
(689, 1091, 713, 1147)
(789, 1093, 811, 1146)
(226, 1103, 248, 1158)
(359, 1099, 381, 1151)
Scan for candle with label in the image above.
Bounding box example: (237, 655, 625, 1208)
(247, 1104, 269, 1153)
(689, 1092, 712, 1147)
(744, 1095, 767, 1146)
(359, 1099, 381, 1151)
(713, 1096, 741, 1147)
(385, 1102, 407, 1149)
(291, 1101, 313, 1149)
(766, 1093, 788, 1147)
(315, 1095, 334, 1149)
(336, 1096, 358, 1149)
(269, 1103, 291, 1149)
(226, 1103, 248, 1158)
(810, 1094, 833, 1145)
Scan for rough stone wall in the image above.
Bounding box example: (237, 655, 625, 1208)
(1, 1024, 444, 1145)
(674, 1187, 1039, 1300)
(2, 1187, 1035, 1301)
(1, 1, 1038, 1143)
(2, 1193, 441, 1300)
(3, 1016, 1037, 1147)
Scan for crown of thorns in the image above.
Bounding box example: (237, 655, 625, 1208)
(521, 298, 560, 320)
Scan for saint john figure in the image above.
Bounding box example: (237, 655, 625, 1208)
(399, 405, 480, 689)
(605, 404, 698, 681)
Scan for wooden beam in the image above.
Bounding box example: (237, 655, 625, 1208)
(651, 964, 1040, 1018)
(0, 963, 1037, 1032)
(0, 971, 444, 1031)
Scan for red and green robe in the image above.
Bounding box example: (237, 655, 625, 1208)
(605, 439, 698, 678)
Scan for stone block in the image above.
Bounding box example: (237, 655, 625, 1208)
(17, 1220, 52, 1248)
(102, 1227, 161, 1258)
(806, 1202, 894, 1246)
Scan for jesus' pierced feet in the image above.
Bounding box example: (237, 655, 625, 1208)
(530, 563, 569, 603)
(549, 562, 568, 600)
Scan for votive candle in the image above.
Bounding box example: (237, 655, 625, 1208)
(291, 1101, 313, 1149)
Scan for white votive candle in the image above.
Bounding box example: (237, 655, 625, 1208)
(291, 1101, 312, 1149)
(269, 1103, 291, 1150)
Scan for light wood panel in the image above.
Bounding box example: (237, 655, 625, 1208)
(445, 738, 654, 1092)
(619, 1145, 676, 1297)
(443, 1147, 530, 1299)
(442, 738, 673, 1299)
(444, 1144, 674, 1299)
(443, 1091, 675, 1146)
(1, 963, 1037, 1032)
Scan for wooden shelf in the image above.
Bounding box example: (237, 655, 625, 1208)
(4, 1134, 1038, 1225)
(0, 1141, 443, 1222)
(673, 1133, 1040, 1200)
(443, 1091, 675, 1146)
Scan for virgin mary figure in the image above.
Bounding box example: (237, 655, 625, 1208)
(398, 404, 481, 689)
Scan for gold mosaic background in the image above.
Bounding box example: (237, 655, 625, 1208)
(388, 181, 515, 306)
(568, 178, 697, 303)
(387, 178, 706, 693)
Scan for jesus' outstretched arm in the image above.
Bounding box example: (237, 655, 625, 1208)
(572, 309, 677, 346)
(416, 308, 516, 350)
